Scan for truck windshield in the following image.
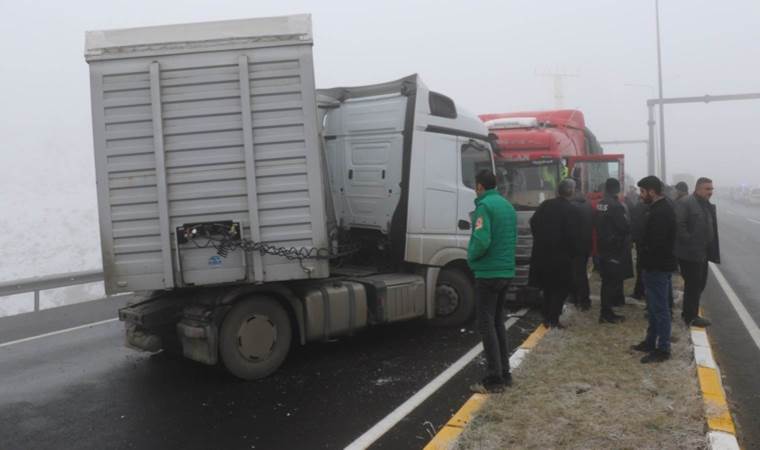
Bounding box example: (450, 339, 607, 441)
(495, 160, 559, 210)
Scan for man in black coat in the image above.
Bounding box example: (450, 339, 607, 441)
(629, 197, 648, 300)
(595, 178, 632, 323)
(632, 176, 677, 363)
(569, 187, 594, 311)
(530, 178, 581, 328)
(675, 177, 720, 327)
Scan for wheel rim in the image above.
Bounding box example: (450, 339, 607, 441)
(236, 314, 277, 361)
(435, 284, 460, 317)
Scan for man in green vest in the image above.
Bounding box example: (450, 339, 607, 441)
(468, 170, 518, 393)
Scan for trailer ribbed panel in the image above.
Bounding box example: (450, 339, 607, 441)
(87, 16, 328, 293)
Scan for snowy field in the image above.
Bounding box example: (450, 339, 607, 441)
(0, 164, 104, 317)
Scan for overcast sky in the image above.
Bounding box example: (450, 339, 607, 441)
(2, 0, 759, 209)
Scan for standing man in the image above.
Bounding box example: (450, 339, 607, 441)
(675, 177, 720, 327)
(569, 184, 594, 311)
(674, 181, 689, 201)
(467, 170, 517, 393)
(595, 178, 631, 323)
(632, 176, 677, 363)
(629, 193, 648, 300)
(530, 178, 580, 328)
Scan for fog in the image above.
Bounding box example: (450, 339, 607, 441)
(1, 0, 759, 282)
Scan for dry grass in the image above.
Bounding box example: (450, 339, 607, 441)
(457, 276, 706, 450)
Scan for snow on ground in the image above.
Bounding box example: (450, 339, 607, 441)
(0, 170, 103, 317)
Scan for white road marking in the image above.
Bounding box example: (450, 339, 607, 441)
(746, 218, 760, 225)
(0, 318, 118, 349)
(725, 209, 737, 215)
(344, 308, 529, 450)
(710, 263, 760, 353)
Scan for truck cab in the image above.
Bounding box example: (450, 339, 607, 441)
(480, 110, 624, 302)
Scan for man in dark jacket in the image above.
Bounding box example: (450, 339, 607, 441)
(632, 176, 677, 363)
(595, 178, 631, 323)
(675, 177, 720, 327)
(629, 198, 648, 300)
(569, 187, 594, 311)
(530, 178, 580, 328)
(467, 170, 517, 393)
(674, 181, 689, 201)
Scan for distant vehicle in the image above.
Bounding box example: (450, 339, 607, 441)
(480, 109, 624, 302)
(85, 15, 495, 379)
(749, 188, 760, 206)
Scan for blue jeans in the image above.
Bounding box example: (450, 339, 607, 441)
(643, 270, 672, 352)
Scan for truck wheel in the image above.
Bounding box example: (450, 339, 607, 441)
(431, 269, 475, 326)
(219, 297, 292, 380)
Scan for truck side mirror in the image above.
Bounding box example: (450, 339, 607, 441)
(458, 220, 471, 230)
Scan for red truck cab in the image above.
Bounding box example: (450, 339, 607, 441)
(480, 109, 624, 210)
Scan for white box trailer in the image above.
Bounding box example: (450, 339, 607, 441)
(86, 14, 329, 294)
(86, 15, 497, 380)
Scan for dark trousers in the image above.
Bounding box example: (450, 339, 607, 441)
(542, 285, 568, 326)
(571, 254, 591, 306)
(475, 278, 512, 378)
(679, 259, 709, 322)
(599, 257, 625, 313)
(600, 276, 623, 316)
(643, 270, 672, 352)
(632, 243, 645, 298)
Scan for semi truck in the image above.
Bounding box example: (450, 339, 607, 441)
(85, 15, 495, 380)
(479, 110, 625, 301)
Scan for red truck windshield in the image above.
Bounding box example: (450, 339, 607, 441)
(495, 160, 560, 210)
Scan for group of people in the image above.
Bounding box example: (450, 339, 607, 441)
(465, 169, 720, 393)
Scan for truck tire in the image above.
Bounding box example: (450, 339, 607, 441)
(219, 297, 292, 380)
(431, 269, 475, 327)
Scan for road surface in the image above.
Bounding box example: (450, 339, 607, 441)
(0, 295, 540, 449)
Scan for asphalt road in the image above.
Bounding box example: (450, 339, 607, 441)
(0, 296, 540, 450)
(702, 198, 760, 448)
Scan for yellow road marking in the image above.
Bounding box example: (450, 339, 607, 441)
(424, 324, 549, 449)
(520, 323, 549, 350)
(697, 362, 737, 435)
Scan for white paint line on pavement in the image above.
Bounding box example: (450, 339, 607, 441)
(725, 209, 737, 215)
(710, 263, 760, 353)
(746, 218, 760, 225)
(708, 431, 741, 450)
(0, 318, 119, 349)
(344, 308, 529, 450)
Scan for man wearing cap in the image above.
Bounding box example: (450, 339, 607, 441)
(632, 176, 677, 363)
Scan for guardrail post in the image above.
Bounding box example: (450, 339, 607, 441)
(34, 290, 40, 312)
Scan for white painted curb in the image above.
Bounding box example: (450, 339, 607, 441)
(691, 327, 740, 450)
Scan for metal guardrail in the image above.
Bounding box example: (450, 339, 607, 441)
(0, 270, 104, 312)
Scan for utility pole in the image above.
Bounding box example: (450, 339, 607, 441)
(536, 69, 579, 109)
(655, 0, 667, 181)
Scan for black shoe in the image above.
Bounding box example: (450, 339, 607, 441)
(470, 375, 505, 394)
(689, 317, 711, 327)
(599, 312, 625, 324)
(631, 341, 655, 353)
(640, 349, 671, 364)
(502, 371, 513, 387)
